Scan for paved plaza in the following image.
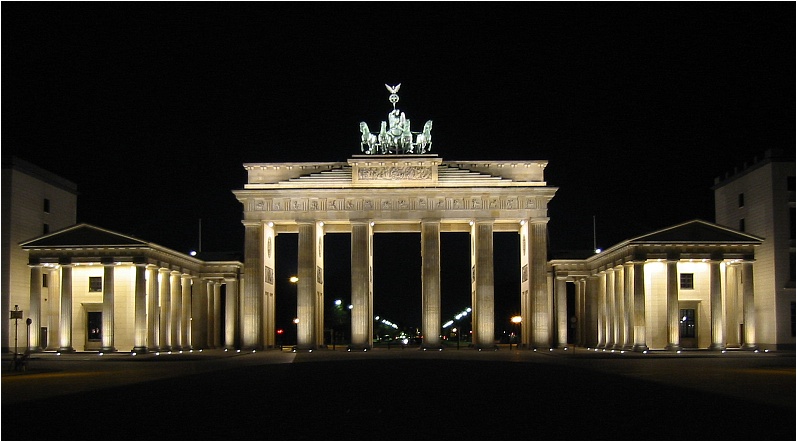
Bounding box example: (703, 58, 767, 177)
(2, 347, 794, 440)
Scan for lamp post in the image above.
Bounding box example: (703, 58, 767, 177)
(510, 316, 522, 350)
(289, 276, 298, 346)
(10, 305, 22, 370)
(452, 327, 461, 350)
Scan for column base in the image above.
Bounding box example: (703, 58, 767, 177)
(159, 345, 172, 352)
(100, 346, 117, 353)
(27, 346, 43, 353)
(57, 347, 75, 353)
(665, 344, 682, 351)
(708, 343, 726, 351)
(632, 344, 649, 352)
(742, 343, 759, 351)
(132, 346, 148, 353)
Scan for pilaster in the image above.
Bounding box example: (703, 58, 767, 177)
(242, 221, 263, 349)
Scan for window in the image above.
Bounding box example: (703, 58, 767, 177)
(89, 277, 103, 292)
(790, 208, 795, 240)
(43, 198, 50, 213)
(790, 252, 795, 283)
(42, 273, 48, 288)
(788, 176, 795, 191)
(739, 218, 745, 232)
(43, 223, 49, 234)
(738, 193, 744, 207)
(680, 273, 694, 290)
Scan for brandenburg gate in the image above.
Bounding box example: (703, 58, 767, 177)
(233, 85, 557, 350)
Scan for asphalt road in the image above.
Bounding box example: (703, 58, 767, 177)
(2, 348, 794, 440)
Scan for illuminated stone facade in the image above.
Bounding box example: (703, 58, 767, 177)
(713, 149, 795, 350)
(20, 224, 242, 352)
(234, 155, 558, 349)
(550, 220, 762, 350)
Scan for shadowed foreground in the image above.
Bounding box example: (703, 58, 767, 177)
(3, 352, 794, 441)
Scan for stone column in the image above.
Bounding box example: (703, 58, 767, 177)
(133, 262, 147, 353)
(530, 221, 550, 348)
(724, 264, 740, 347)
(708, 258, 725, 350)
(170, 270, 182, 351)
(314, 223, 325, 348)
(472, 220, 495, 349)
(632, 261, 648, 352)
(213, 281, 222, 348)
(28, 262, 43, 352)
(518, 221, 531, 349)
(665, 259, 681, 351)
(45, 268, 61, 351)
(159, 268, 172, 351)
(741, 261, 757, 350)
(100, 260, 116, 352)
(146, 265, 160, 352)
(30, 266, 45, 348)
(242, 221, 263, 349)
(191, 278, 207, 349)
(224, 276, 239, 349)
(421, 219, 441, 349)
(181, 274, 192, 350)
(555, 275, 567, 347)
(350, 220, 373, 349)
(623, 262, 634, 350)
(58, 261, 74, 352)
(596, 272, 605, 348)
(205, 280, 214, 348)
(262, 223, 276, 349)
(297, 221, 316, 350)
(613, 265, 625, 350)
(574, 278, 583, 346)
(605, 269, 615, 349)
(582, 274, 601, 347)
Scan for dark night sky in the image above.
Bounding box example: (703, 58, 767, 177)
(3, 3, 794, 331)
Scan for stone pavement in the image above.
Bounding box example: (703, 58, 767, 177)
(2, 347, 794, 440)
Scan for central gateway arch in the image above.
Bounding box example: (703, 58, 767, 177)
(234, 155, 557, 350)
(233, 85, 557, 350)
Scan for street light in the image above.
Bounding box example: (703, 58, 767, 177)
(289, 276, 299, 283)
(510, 316, 522, 349)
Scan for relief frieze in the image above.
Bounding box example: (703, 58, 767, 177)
(357, 166, 433, 181)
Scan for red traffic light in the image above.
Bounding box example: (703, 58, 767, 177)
(276, 329, 284, 335)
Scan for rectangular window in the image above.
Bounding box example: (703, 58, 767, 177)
(42, 273, 48, 288)
(89, 277, 103, 292)
(680, 273, 694, 290)
(43, 223, 49, 234)
(43, 198, 50, 213)
(790, 252, 795, 282)
(739, 218, 745, 232)
(738, 193, 744, 207)
(790, 208, 795, 240)
(788, 176, 795, 191)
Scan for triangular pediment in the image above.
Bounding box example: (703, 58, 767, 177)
(629, 220, 763, 244)
(20, 223, 148, 248)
